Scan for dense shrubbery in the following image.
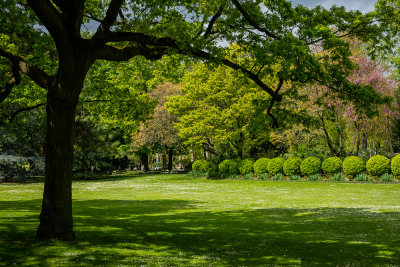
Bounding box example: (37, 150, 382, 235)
(229, 159, 240, 175)
(391, 155, 400, 176)
(192, 159, 212, 173)
(268, 157, 285, 175)
(366, 155, 391, 176)
(322, 157, 342, 174)
(254, 158, 270, 176)
(343, 156, 365, 176)
(283, 157, 302, 175)
(0, 155, 45, 181)
(300, 157, 321, 175)
(218, 160, 231, 175)
(239, 159, 254, 175)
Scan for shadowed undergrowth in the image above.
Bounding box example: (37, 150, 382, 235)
(1, 175, 399, 266)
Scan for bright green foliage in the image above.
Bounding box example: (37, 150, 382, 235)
(192, 160, 212, 173)
(343, 156, 365, 176)
(366, 155, 391, 176)
(218, 160, 231, 175)
(308, 174, 322, 181)
(355, 173, 370, 182)
(332, 173, 346, 181)
(268, 157, 285, 175)
(380, 173, 395, 182)
(254, 158, 270, 176)
(283, 157, 302, 175)
(228, 159, 241, 175)
(391, 155, 400, 176)
(272, 173, 284, 180)
(322, 157, 342, 174)
(239, 159, 254, 175)
(300, 157, 322, 176)
(258, 173, 269, 180)
(290, 175, 301, 181)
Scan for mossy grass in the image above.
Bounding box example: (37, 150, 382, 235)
(1, 174, 400, 265)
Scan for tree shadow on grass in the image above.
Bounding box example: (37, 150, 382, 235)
(1, 199, 400, 266)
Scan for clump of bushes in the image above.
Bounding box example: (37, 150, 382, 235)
(343, 156, 365, 176)
(254, 158, 270, 176)
(380, 173, 395, 182)
(300, 157, 321, 175)
(229, 159, 241, 175)
(283, 157, 302, 176)
(355, 173, 370, 182)
(272, 173, 284, 180)
(322, 157, 342, 174)
(366, 155, 391, 176)
(268, 157, 285, 175)
(308, 174, 322, 181)
(290, 175, 301, 181)
(192, 159, 213, 173)
(391, 155, 400, 177)
(218, 160, 231, 176)
(239, 159, 254, 175)
(332, 172, 345, 181)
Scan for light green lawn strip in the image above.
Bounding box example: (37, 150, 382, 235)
(1, 175, 400, 266)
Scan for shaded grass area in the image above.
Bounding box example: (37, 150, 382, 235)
(1, 175, 400, 266)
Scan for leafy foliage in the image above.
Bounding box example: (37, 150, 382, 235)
(322, 157, 342, 174)
(332, 172, 346, 181)
(355, 173, 370, 182)
(380, 173, 395, 182)
(254, 158, 270, 176)
(366, 155, 391, 176)
(343, 156, 365, 176)
(300, 157, 322, 176)
(391, 155, 400, 176)
(192, 160, 213, 173)
(268, 157, 285, 175)
(239, 159, 255, 175)
(283, 157, 302, 176)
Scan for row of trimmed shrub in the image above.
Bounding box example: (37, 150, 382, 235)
(192, 155, 400, 178)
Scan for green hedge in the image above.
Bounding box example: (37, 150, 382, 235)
(392, 155, 400, 176)
(300, 157, 321, 175)
(343, 156, 365, 176)
(283, 157, 302, 175)
(192, 160, 213, 173)
(239, 159, 254, 175)
(366, 155, 390, 176)
(254, 158, 270, 176)
(322, 157, 342, 174)
(268, 157, 285, 175)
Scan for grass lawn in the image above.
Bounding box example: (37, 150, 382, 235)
(1, 174, 400, 266)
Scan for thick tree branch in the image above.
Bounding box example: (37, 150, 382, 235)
(26, 0, 67, 42)
(204, 6, 224, 37)
(0, 48, 51, 93)
(96, 44, 166, 61)
(0, 62, 20, 103)
(230, 0, 280, 40)
(93, 0, 124, 40)
(267, 78, 284, 128)
(10, 103, 45, 123)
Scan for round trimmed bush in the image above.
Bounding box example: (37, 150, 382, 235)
(218, 160, 231, 175)
(391, 155, 400, 176)
(366, 155, 390, 176)
(322, 157, 342, 174)
(239, 159, 254, 175)
(283, 157, 302, 175)
(300, 157, 321, 175)
(254, 158, 270, 176)
(268, 157, 285, 175)
(192, 160, 213, 173)
(228, 159, 240, 175)
(342, 156, 365, 176)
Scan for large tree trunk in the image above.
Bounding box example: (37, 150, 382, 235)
(168, 147, 173, 171)
(140, 152, 149, 172)
(362, 132, 368, 153)
(36, 81, 78, 240)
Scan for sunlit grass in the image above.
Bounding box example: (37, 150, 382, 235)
(1, 175, 400, 265)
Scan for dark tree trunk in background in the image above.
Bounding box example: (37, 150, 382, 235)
(362, 132, 368, 153)
(140, 152, 149, 172)
(386, 116, 391, 154)
(168, 147, 173, 171)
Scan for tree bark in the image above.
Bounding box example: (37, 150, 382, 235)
(362, 132, 368, 153)
(140, 152, 149, 172)
(36, 81, 78, 240)
(167, 147, 173, 171)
